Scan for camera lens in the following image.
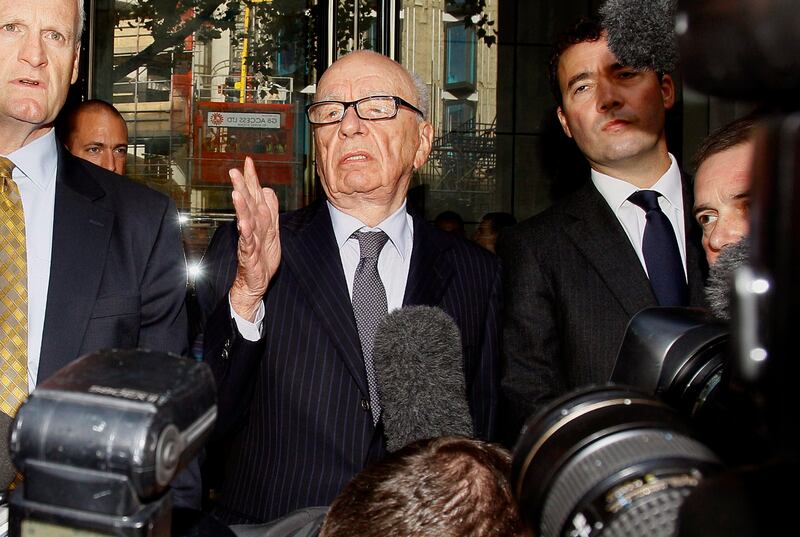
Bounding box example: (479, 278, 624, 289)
(512, 385, 722, 537)
(612, 307, 728, 420)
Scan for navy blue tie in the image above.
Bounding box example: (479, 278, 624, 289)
(628, 190, 688, 306)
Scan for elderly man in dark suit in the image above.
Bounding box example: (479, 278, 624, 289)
(498, 17, 707, 444)
(0, 0, 192, 505)
(197, 50, 501, 525)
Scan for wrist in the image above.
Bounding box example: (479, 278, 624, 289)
(229, 279, 264, 321)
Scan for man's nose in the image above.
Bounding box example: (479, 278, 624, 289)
(596, 78, 623, 112)
(338, 105, 366, 136)
(708, 215, 747, 254)
(111, 157, 124, 175)
(101, 151, 116, 173)
(20, 34, 47, 68)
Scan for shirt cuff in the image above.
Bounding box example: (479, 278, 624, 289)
(229, 294, 265, 341)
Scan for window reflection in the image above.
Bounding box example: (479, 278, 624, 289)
(92, 1, 499, 266)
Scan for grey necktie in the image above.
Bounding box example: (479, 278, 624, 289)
(351, 230, 390, 425)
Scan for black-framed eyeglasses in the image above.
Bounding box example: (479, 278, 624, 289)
(305, 95, 424, 125)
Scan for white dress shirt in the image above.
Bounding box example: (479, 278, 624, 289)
(4, 130, 59, 390)
(232, 201, 414, 340)
(328, 200, 413, 312)
(591, 153, 688, 281)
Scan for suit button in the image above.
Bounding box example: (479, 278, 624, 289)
(361, 399, 370, 411)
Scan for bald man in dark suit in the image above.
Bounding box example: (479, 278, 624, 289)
(197, 50, 501, 524)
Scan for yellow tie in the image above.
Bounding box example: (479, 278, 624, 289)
(0, 155, 28, 418)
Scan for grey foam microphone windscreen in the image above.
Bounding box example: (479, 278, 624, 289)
(705, 239, 750, 321)
(372, 305, 474, 452)
(599, 0, 679, 73)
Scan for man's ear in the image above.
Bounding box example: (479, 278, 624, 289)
(556, 106, 573, 138)
(70, 47, 80, 85)
(660, 74, 676, 111)
(413, 121, 434, 170)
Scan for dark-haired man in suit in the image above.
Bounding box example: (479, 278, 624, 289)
(198, 49, 501, 524)
(498, 17, 706, 443)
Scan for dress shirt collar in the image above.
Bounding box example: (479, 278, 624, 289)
(4, 128, 59, 190)
(591, 153, 683, 213)
(327, 200, 411, 260)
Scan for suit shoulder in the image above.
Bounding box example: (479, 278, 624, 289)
(424, 221, 501, 270)
(498, 187, 593, 261)
(102, 172, 173, 208)
(64, 152, 173, 209)
(505, 201, 573, 242)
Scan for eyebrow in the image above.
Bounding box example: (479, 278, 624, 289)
(565, 72, 591, 92)
(693, 203, 713, 217)
(565, 61, 637, 91)
(693, 190, 751, 216)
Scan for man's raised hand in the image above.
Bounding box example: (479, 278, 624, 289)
(229, 157, 281, 321)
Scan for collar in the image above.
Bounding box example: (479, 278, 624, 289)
(4, 128, 58, 190)
(327, 200, 411, 260)
(591, 153, 682, 212)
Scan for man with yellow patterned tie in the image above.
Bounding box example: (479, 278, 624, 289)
(0, 0, 195, 507)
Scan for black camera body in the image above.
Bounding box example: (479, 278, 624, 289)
(7, 349, 217, 537)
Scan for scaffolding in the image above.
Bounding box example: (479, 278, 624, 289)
(418, 117, 497, 217)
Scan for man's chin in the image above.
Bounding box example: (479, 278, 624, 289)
(9, 103, 50, 127)
(330, 173, 388, 195)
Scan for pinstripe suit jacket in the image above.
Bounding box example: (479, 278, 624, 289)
(497, 179, 707, 444)
(198, 199, 502, 524)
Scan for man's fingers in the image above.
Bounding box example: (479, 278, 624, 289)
(263, 188, 280, 229)
(231, 190, 253, 238)
(243, 156, 262, 199)
(229, 160, 281, 275)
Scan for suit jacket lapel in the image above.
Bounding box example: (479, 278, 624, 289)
(564, 183, 656, 318)
(281, 201, 368, 396)
(403, 214, 452, 307)
(681, 174, 708, 305)
(39, 148, 114, 380)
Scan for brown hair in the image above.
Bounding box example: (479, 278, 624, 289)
(548, 17, 605, 106)
(57, 99, 127, 144)
(692, 115, 759, 172)
(319, 436, 530, 537)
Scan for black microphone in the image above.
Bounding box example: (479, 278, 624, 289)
(372, 306, 474, 452)
(599, 0, 679, 73)
(705, 239, 750, 321)
(1, 411, 16, 498)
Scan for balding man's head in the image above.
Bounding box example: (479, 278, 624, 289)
(309, 50, 433, 226)
(61, 99, 129, 175)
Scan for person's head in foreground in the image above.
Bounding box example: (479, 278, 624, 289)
(319, 436, 531, 537)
